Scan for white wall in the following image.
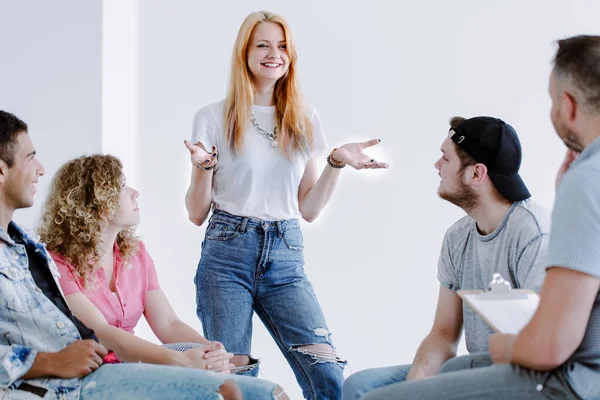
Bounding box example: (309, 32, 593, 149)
(102, 0, 140, 190)
(0, 0, 103, 229)
(4, 1, 600, 399)
(132, 1, 600, 398)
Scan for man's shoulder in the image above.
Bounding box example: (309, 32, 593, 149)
(508, 200, 551, 238)
(0, 241, 12, 268)
(559, 159, 600, 200)
(444, 214, 473, 244)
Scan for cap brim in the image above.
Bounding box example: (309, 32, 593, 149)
(487, 171, 531, 202)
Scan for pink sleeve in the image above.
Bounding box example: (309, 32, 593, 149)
(138, 242, 161, 291)
(51, 254, 83, 296)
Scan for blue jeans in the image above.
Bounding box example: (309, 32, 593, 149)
(195, 210, 346, 400)
(342, 364, 411, 400)
(78, 363, 279, 399)
(342, 353, 493, 400)
(360, 353, 580, 400)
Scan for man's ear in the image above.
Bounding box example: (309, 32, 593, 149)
(563, 91, 578, 122)
(0, 160, 9, 185)
(469, 163, 488, 187)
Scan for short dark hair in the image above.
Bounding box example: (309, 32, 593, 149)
(553, 35, 600, 114)
(449, 116, 476, 169)
(0, 111, 28, 167)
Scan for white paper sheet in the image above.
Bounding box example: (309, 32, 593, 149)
(462, 293, 540, 334)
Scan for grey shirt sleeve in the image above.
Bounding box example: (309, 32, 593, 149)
(548, 165, 600, 277)
(437, 231, 460, 291)
(515, 233, 549, 292)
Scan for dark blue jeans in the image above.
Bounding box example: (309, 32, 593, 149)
(195, 210, 346, 400)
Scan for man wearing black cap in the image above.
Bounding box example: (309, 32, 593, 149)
(343, 116, 550, 400)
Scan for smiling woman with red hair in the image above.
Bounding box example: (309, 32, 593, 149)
(184, 10, 389, 399)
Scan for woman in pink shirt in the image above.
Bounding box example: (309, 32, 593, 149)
(37, 155, 243, 375)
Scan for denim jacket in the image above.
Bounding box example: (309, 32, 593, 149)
(0, 222, 82, 400)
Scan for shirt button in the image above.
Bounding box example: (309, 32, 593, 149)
(536, 384, 543, 392)
(13, 253, 19, 260)
(36, 287, 42, 293)
(56, 321, 65, 329)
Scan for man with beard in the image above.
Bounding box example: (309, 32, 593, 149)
(480, 35, 600, 400)
(343, 116, 550, 400)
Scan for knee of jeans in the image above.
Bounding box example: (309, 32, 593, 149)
(342, 371, 372, 400)
(217, 379, 242, 400)
(231, 354, 260, 374)
(290, 343, 347, 368)
(438, 356, 465, 374)
(273, 384, 289, 400)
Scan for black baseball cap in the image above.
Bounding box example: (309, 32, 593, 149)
(449, 116, 531, 202)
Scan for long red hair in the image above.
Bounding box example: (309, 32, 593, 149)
(225, 11, 313, 158)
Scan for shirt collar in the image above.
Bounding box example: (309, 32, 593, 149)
(572, 136, 600, 167)
(0, 221, 41, 247)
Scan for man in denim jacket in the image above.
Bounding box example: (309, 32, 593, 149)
(0, 110, 283, 400)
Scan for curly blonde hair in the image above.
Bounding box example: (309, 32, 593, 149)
(38, 155, 139, 287)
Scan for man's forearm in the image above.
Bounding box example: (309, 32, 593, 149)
(406, 334, 458, 381)
(510, 324, 564, 370)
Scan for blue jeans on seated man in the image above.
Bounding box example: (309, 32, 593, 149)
(195, 210, 346, 400)
(77, 362, 281, 400)
(342, 353, 493, 400)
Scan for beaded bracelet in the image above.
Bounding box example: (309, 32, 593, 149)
(327, 148, 346, 169)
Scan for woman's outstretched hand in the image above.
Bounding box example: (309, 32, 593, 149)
(332, 139, 389, 170)
(184, 140, 218, 170)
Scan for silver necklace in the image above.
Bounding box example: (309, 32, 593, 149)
(251, 112, 278, 148)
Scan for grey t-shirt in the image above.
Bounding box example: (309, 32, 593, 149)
(547, 137, 600, 399)
(437, 200, 550, 353)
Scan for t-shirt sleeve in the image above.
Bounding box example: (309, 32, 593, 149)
(548, 165, 600, 278)
(437, 231, 460, 291)
(191, 106, 218, 151)
(138, 242, 161, 292)
(52, 255, 83, 296)
(309, 107, 329, 160)
(515, 233, 549, 292)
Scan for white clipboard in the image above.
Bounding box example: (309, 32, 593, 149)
(457, 274, 540, 334)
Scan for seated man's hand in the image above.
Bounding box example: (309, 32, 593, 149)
(54, 340, 108, 378)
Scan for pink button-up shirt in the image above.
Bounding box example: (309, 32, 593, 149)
(52, 241, 161, 334)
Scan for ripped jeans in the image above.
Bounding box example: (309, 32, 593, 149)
(77, 363, 280, 400)
(195, 210, 346, 400)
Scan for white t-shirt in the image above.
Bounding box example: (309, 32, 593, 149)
(191, 100, 329, 221)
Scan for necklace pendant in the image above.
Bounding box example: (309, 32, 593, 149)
(271, 140, 278, 148)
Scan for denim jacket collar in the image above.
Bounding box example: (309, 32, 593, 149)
(0, 221, 62, 286)
(0, 221, 43, 247)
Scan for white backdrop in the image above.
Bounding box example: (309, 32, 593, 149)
(0, 0, 103, 228)
(3, 1, 600, 399)
(130, 1, 599, 398)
